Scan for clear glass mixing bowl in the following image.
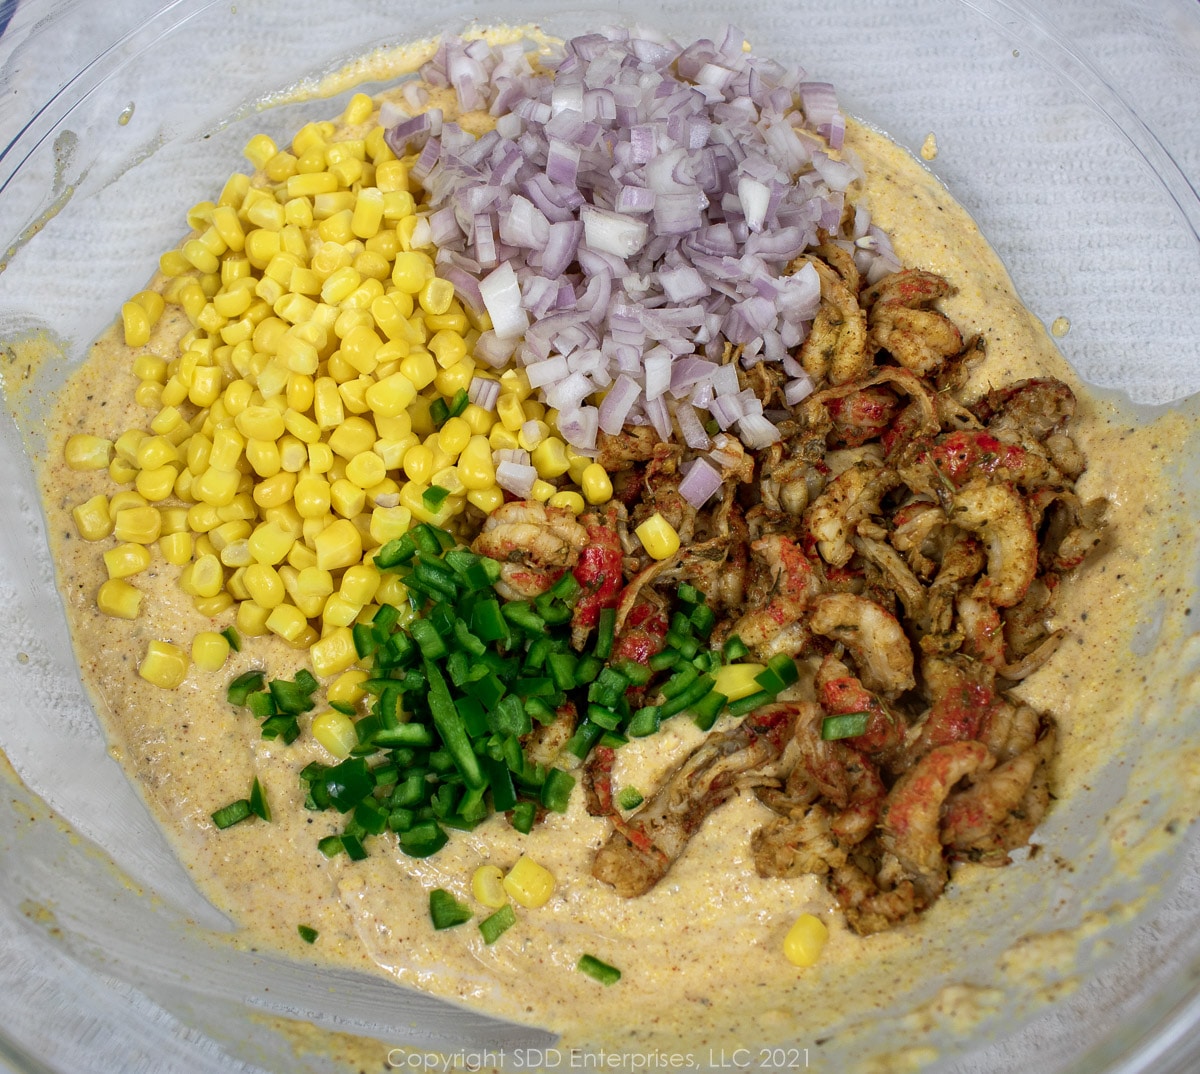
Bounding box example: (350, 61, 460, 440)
(1, 1, 1198, 1071)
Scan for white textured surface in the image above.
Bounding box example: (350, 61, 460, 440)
(0, 1, 1198, 1072)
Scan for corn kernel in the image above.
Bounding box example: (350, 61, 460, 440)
(113, 505, 161, 544)
(243, 563, 285, 608)
(338, 564, 380, 605)
(496, 392, 525, 433)
(346, 450, 386, 489)
(431, 416, 468, 459)
(311, 709, 357, 759)
(121, 301, 153, 346)
(328, 416, 376, 459)
(327, 668, 369, 707)
(402, 443, 434, 484)
(634, 512, 680, 560)
(399, 349, 437, 391)
(277, 434, 309, 471)
(313, 518, 362, 572)
(191, 553, 225, 598)
(547, 490, 585, 516)
(488, 425, 520, 452)
(472, 866, 509, 909)
(97, 578, 142, 619)
(193, 592, 234, 617)
(433, 358, 474, 398)
(138, 640, 189, 689)
(351, 187, 384, 239)
(254, 471, 297, 510)
(713, 663, 768, 702)
(531, 436, 571, 479)
(322, 593, 362, 628)
(193, 466, 241, 507)
(308, 441, 335, 474)
(581, 462, 614, 506)
(64, 434, 113, 471)
(192, 631, 231, 672)
(369, 505, 412, 545)
(529, 478, 555, 503)
(234, 405, 285, 442)
(391, 251, 432, 293)
(375, 573, 409, 607)
(365, 371, 417, 418)
(783, 913, 829, 968)
(417, 279, 454, 318)
(108, 489, 148, 517)
(310, 627, 359, 679)
(266, 602, 308, 642)
(466, 485, 504, 515)
(293, 474, 332, 518)
(503, 856, 556, 909)
(329, 478, 367, 518)
(244, 133, 278, 169)
(103, 542, 152, 579)
(136, 463, 179, 502)
(235, 599, 272, 637)
(247, 514, 296, 563)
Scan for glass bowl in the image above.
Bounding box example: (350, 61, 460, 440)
(1, 1, 1198, 1071)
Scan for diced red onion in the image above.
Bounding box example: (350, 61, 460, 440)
(479, 262, 529, 339)
(468, 376, 501, 411)
(678, 457, 723, 508)
(494, 447, 531, 467)
(384, 29, 882, 456)
(597, 374, 641, 434)
(496, 460, 537, 498)
(736, 412, 783, 449)
(785, 373, 815, 405)
(675, 401, 712, 451)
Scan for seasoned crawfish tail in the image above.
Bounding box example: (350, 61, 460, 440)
(950, 479, 1039, 609)
(940, 714, 1057, 865)
(879, 740, 994, 900)
(808, 592, 915, 697)
(862, 268, 963, 377)
(724, 533, 820, 660)
(591, 706, 797, 898)
(470, 500, 588, 601)
(793, 253, 870, 385)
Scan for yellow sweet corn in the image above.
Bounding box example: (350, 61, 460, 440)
(103, 543, 152, 579)
(713, 663, 768, 702)
(634, 513, 681, 560)
(472, 866, 509, 909)
(309, 627, 358, 678)
(75, 102, 627, 686)
(581, 463, 614, 505)
(311, 709, 357, 759)
(783, 913, 829, 968)
(138, 640, 189, 689)
(97, 578, 142, 619)
(191, 631, 231, 671)
(72, 494, 114, 541)
(503, 856, 555, 909)
(65, 434, 114, 471)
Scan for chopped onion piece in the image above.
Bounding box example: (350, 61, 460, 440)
(736, 413, 783, 449)
(580, 206, 649, 259)
(479, 262, 529, 340)
(468, 376, 501, 411)
(678, 458, 723, 508)
(496, 461, 537, 499)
